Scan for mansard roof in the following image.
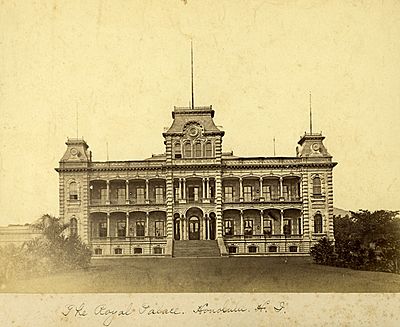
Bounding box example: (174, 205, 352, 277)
(163, 106, 223, 135)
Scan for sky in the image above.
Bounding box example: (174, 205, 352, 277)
(0, 0, 400, 225)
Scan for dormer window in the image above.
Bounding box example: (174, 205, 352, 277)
(174, 142, 181, 159)
(194, 142, 202, 157)
(205, 142, 212, 157)
(69, 182, 78, 200)
(183, 142, 192, 158)
(313, 176, 322, 196)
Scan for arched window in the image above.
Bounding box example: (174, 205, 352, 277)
(174, 142, 181, 159)
(70, 217, 78, 236)
(69, 182, 78, 200)
(313, 176, 322, 196)
(205, 142, 212, 157)
(194, 142, 202, 157)
(183, 142, 192, 158)
(314, 213, 323, 233)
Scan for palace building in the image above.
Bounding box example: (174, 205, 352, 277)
(56, 105, 337, 257)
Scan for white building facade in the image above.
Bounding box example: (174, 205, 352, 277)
(56, 105, 336, 257)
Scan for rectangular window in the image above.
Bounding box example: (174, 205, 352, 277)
(155, 221, 164, 238)
(193, 187, 199, 202)
(224, 220, 234, 236)
(174, 187, 180, 202)
(224, 186, 233, 202)
(117, 188, 125, 204)
(114, 248, 123, 255)
(100, 188, 108, 203)
(243, 186, 253, 202)
(136, 187, 145, 204)
(155, 187, 164, 204)
(283, 219, 292, 235)
(283, 185, 289, 200)
(99, 222, 107, 237)
(244, 219, 253, 236)
(263, 219, 272, 236)
(263, 185, 271, 201)
(136, 221, 145, 237)
(117, 221, 126, 237)
(94, 248, 103, 255)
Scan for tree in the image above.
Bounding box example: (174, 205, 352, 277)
(310, 237, 336, 265)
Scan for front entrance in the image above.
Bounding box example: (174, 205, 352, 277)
(188, 217, 200, 240)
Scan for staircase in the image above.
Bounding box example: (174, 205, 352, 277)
(173, 240, 221, 258)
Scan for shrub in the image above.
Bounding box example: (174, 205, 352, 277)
(310, 237, 336, 265)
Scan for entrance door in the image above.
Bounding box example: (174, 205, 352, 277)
(189, 217, 200, 240)
(174, 219, 180, 240)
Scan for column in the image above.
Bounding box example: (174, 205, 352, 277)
(106, 212, 110, 237)
(125, 180, 130, 204)
(106, 180, 110, 205)
(145, 179, 150, 204)
(260, 211, 264, 235)
(279, 177, 284, 201)
(182, 216, 187, 240)
(205, 215, 209, 240)
(182, 178, 186, 201)
(145, 212, 149, 237)
(202, 217, 206, 240)
(280, 209, 284, 234)
(259, 177, 264, 201)
(240, 210, 244, 235)
(239, 177, 243, 202)
(125, 212, 129, 237)
(179, 178, 182, 200)
(179, 217, 183, 240)
(202, 178, 206, 200)
(206, 178, 209, 198)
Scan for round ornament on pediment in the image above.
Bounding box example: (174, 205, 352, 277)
(70, 148, 79, 156)
(188, 126, 199, 137)
(311, 143, 320, 151)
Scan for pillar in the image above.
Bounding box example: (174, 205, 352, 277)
(206, 177, 210, 199)
(279, 177, 284, 200)
(125, 180, 130, 204)
(145, 179, 150, 204)
(106, 180, 110, 205)
(239, 177, 243, 202)
(125, 212, 129, 237)
(259, 177, 264, 201)
(146, 212, 149, 237)
(182, 178, 186, 201)
(260, 211, 264, 235)
(106, 212, 110, 237)
(280, 209, 284, 234)
(205, 215, 209, 240)
(179, 178, 182, 200)
(179, 217, 183, 240)
(202, 178, 206, 200)
(202, 217, 206, 240)
(240, 210, 244, 235)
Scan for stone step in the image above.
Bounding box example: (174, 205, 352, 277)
(173, 240, 221, 258)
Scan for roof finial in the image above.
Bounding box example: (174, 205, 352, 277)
(309, 91, 313, 134)
(191, 40, 194, 110)
(76, 103, 79, 138)
(273, 137, 276, 156)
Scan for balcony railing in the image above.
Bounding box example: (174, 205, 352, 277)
(222, 196, 301, 203)
(90, 198, 166, 206)
(91, 236, 167, 242)
(223, 234, 303, 240)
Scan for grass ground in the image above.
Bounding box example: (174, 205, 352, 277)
(3, 256, 400, 293)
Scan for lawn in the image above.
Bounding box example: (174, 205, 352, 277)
(3, 256, 400, 293)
